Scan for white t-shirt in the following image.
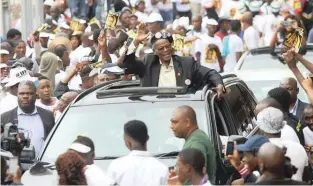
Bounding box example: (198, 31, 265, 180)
(243, 26, 259, 50)
(303, 126, 313, 146)
(270, 138, 309, 182)
(197, 34, 222, 72)
(219, 0, 243, 18)
(176, 0, 191, 12)
(107, 150, 168, 186)
(262, 14, 284, 46)
(224, 34, 244, 72)
(35, 98, 58, 112)
(281, 124, 300, 144)
(85, 164, 115, 186)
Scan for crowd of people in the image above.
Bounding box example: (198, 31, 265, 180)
(1, 0, 313, 185)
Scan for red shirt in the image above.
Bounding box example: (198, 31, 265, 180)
(215, 31, 228, 40)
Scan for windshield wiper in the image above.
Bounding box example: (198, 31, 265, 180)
(94, 156, 119, 160)
(153, 151, 179, 158)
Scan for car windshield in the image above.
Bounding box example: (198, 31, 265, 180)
(41, 101, 207, 163)
(245, 80, 309, 102)
(239, 52, 312, 70)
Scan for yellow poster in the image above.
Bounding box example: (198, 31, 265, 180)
(173, 34, 184, 51)
(205, 48, 217, 63)
(105, 12, 119, 30)
(283, 28, 304, 53)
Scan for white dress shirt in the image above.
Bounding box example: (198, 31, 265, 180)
(107, 150, 169, 186)
(85, 164, 115, 186)
(158, 59, 177, 87)
(17, 107, 45, 157)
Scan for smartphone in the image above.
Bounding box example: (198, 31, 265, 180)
(226, 141, 234, 156)
(126, 37, 134, 47)
(9, 157, 18, 175)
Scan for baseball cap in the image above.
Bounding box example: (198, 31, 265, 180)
(145, 12, 163, 23)
(206, 18, 218, 26)
(236, 135, 270, 152)
(0, 63, 7, 69)
(4, 67, 37, 87)
(271, 1, 281, 13)
(100, 63, 124, 75)
(0, 49, 9, 55)
(248, 0, 263, 12)
(257, 107, 285, 134)
(44, 0, 55, 6)
(69, 136, 95, 153)
(219, 16, 231, 22)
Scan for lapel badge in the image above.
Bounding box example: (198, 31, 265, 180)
(185, 79, 191, 86)
(177, 72, 181, 77)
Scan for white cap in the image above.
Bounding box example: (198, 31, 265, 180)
(0, 49, 9, 55)
(249, 0, 263, 12)
(145, 12, 163, 23)
(4, 67, 37, 87)
(69, 143, 91, 153)
(0, 63, 7, 69)
(60, 22, 70, 30)
(44, 0, 55, 7)
(206, 18, 218, 26)
(271, 1, 281, 13)
(39, 32, 54, 38)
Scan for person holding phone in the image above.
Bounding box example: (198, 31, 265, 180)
(1, 156, 23, 185)
(227, 135, 270, 185)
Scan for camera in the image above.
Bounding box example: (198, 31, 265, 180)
(225, 135, 247, 156)
(1, 122, 30, 156)
(282, 21, 292, 27)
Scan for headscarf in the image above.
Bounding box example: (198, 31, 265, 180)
(40, 52, 58, 90)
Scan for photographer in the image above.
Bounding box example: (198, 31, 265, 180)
(227, 135, 270, 185)
(1, 80, 55, 157)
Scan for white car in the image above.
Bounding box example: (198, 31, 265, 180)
(234, 46, 313, 71)
(224, 69, 310, 102)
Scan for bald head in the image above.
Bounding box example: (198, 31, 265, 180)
(177, 105, 197, 125)
(258, 143, 285, 176)
(58, 91, 79, 112)
(192, 15, 202, 22)
(171, 106, 198, 138)
(280, 77, 297, 88)
(279, 77, 299, 103)
(255, 97, 282, 115)
(243, 11, 253, 25)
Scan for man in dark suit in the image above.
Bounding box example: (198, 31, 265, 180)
(120, 29, 225, 98)
(280, 77, 309, 120)
(1, 80, 55, 156)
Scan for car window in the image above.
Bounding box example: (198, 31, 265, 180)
(41, 101, 208, 163)
(239, 53, 311, 70)
(223, 84, 256, 136)
(244, 80, 309, 102)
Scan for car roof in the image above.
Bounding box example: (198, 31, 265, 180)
(231, 68, 310, 81)
(72, 74, 241, 107)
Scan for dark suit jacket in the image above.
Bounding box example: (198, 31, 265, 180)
(296, 99, 309, 121)
(1, 107, 55, 140)
(122, 53, 224, 89)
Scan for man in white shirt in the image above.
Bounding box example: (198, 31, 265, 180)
(107, 120, 169, 186)
(197, 19, 223, 72)
(302, 105, 313, 150)
(242, 11, 259, 50)
(256, 107, 310, 182)
(0, 67, 37, 114)
(69, 136, 115, 186)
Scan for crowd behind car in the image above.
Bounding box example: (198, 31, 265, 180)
(1, 0, 313, 185)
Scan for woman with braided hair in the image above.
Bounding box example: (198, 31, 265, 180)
(56, 150, 87, 185)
